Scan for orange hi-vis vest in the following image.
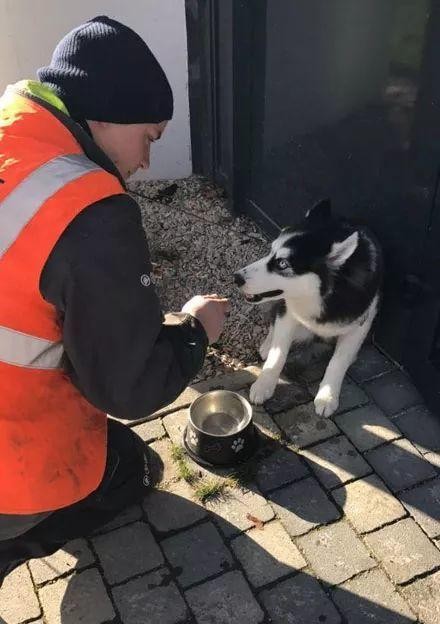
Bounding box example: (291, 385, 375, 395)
(0, 85, 125, 514)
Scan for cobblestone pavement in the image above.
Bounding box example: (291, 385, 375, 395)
(2, 345, 440, 624)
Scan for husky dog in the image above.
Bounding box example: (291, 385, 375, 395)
(234, 199, 382, 417)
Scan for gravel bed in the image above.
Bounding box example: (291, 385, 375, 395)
(129, 175, 272, 381)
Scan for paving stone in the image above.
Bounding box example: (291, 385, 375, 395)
(231, 520, 306, 588)
(112, 567, 189, 624)
(401, 569, 440, 624)
(39, 568, 115, 624)
(237, 389, 282, 440)
(425, 451, 440, 469)
(400, 477, 440, 538)
(201, 369, 258, 391)
(185, 570, 265, 624)
(255, 447, 309, 494)
(161, 522, 233, 588)
(291, 356, 331, 383)
(184, 457, 233, 483)
(332, 568, 416, 624)
(93, 504, 142, 534)
(364, 370, 422, 416)
(365, 438, 436, 492)
(269, 476, 340, 537)
(243, 364, 262, 382)
(263, 379, 311, 414)
(143, 479, 207, 534)
(0, 564, 41, 624)
(153, 385, 202, 417)
(364, 518, 440, 584)
(163, 408, 189, 446)
(132, 417, 166, 442)
(205, 484, 274, 538)
(332, 474, 406, 533)
(393, 405, 440, 454)
(252, 408, 283, 440)
(335, 404, 401, 452)
(92, 521, 164, 585)
(308, 379, 369, 414)
(297, 521, 376, 585)
(29, 538, 95, 584)
(260, 572, 342, 624)
(349, 344, 395, 383)
(301, 435, 372, 489)
(274, 401, 340, 448)
(336, 379, 370, 413)
(149, 438, 181, 485)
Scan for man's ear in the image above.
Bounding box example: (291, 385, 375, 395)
(327, 232, 359, 267)
(305, 198, 332, 222)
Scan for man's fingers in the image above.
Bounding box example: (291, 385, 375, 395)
(204, 295, 229, 302)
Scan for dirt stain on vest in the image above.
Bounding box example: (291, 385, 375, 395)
(10, 432, 33, 449)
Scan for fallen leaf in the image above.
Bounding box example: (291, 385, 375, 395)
(246, 513, 264, 530)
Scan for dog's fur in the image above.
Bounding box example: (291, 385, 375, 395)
(234, 199, 382, 417)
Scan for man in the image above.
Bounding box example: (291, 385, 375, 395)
(0, 16, 229, 583)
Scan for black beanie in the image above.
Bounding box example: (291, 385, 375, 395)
(37, 15, 173, 124)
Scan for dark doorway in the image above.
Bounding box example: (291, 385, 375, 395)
(186, 0, 440, 414)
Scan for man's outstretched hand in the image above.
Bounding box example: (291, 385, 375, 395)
(182, 294, 230, 344)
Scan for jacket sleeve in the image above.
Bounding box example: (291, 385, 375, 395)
(40, 193, 209, 420)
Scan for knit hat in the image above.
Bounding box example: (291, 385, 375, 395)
(37, 15, 173, 124)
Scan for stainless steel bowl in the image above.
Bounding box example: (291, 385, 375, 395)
(185, 390, 257, 467)
(190, 390, 252, 436)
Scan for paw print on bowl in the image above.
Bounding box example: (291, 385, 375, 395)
(231, 437, 245, 453)
(189, 430, 198, 446)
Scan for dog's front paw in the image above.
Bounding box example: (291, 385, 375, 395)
(314, 384, 339, 418)
(249, 373, 277, 405)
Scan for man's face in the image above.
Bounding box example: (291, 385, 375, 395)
(88, 120, 168, 179)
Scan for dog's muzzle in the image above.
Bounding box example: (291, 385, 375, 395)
(234, 270, 283, 303)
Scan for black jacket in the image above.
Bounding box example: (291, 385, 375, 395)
(29, 93, 208, 420)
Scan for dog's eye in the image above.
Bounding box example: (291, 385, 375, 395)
(276, 258, 290, 270)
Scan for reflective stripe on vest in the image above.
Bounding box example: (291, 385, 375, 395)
(0, 154, 101, 258)
(0, 326, 63, 369)
(0, 153, 102, 369)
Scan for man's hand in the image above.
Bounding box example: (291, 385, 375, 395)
(182, 294, 230, 344)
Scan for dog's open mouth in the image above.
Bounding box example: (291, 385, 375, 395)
(244, 289, 283, 303)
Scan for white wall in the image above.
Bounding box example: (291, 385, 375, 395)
(0, 0, 192, 181)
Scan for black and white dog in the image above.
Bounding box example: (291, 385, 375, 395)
(234, 199, 382, 417)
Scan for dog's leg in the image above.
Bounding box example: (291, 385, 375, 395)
(250, 313, 300, 404)
(314, 313, 374, 417)
(259, 325, 274, 361)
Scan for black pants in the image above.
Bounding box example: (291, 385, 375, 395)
(0, 420, 152, 583)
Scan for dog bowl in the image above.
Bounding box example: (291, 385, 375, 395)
(184, 390, 258, 467)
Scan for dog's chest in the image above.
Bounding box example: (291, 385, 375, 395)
(285, 295, 377, 339)
(285, 300, 351, 338)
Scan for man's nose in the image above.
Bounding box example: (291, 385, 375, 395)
(233, 272, 245, 287)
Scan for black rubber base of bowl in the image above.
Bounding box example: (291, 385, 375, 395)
(182, 425, 260, 469)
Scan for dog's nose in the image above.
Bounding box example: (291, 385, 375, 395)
(233, 272, 246, 287)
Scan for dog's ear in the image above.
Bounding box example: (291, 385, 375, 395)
(305, 198, 332, 223)
(327, 231, 359, 267)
